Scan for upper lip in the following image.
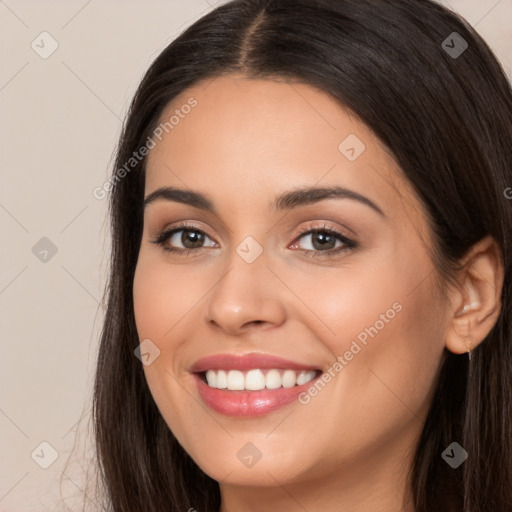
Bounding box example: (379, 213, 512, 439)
(190, 353, 321, 373)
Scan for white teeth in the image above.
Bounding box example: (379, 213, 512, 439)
(226, 370, 245, 390)
(205, 369, 216, 387)
(296, 371, 313, 386)
(204, 368, 317, 390)
(265, 369, 281, 389)
(282, 369, 296, 388)
(216, 369, 227, 389)
(245, 369, 266, 390)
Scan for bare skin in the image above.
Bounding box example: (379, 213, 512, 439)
(132, 75, 503, 512)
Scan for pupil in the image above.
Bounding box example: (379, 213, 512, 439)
(313, 232, 335, 250)
(182, 230, 204, 249)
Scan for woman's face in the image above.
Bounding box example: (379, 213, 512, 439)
(133, 75, 449, 488)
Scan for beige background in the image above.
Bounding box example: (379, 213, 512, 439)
(1, 1, 510, 510)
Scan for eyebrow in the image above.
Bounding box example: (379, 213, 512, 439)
(143, 185, 386, 218)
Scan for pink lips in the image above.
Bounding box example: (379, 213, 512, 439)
(190, 353, 320, 373)
(190, 353, 322, 417)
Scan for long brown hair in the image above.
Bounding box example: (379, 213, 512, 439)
(90, 1, 512, 510)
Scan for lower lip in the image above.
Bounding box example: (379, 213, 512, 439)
(193, 373, 321, 417)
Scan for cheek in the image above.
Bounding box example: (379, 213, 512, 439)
(281, 245, 445, 443)
(288, 236, 444, 368)
(133, 253, 206, 341)
(132, 252, 216, 401)
(132, 254, 206, 451)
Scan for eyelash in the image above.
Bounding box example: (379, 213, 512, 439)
(151, 222, 358, 258)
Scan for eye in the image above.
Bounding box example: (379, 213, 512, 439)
(290, 224, 357, 256)
(151, 224, 216, 254)
(151, 222, 357, 258)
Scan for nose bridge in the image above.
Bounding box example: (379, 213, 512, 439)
(204, 235, 286, 333)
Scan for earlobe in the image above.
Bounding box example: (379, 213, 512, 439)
(444, 235, 504, 356)
(450, 306, 477, 356)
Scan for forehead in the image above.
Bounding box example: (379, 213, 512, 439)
(144, 75, 426, 230)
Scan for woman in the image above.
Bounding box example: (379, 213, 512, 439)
(92, 0, 512, 510)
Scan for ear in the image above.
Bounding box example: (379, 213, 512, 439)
(445, 235, 504, 355)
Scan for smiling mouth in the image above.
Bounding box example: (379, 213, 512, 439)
(198, 368, 322, 391)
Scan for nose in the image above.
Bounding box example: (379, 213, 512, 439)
(204, 251, 287, 336)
